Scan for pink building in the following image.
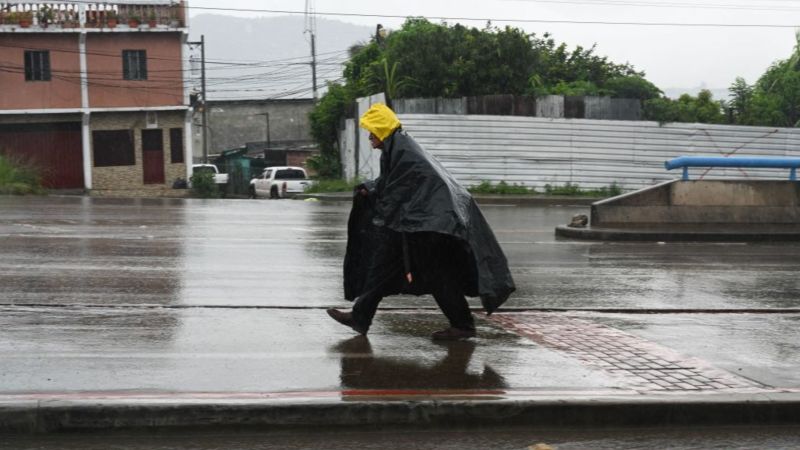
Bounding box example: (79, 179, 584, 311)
(0, 1, 193, 195)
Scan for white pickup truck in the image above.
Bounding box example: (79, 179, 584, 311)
(249, 166, 310, 199)
(191, 164, 229, 186)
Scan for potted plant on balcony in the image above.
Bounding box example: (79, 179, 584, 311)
(18, 11, 33, 28)
(36, 6, 54, 28)
(106, 10, 118, 28)
(147, 10, 157, 28)
(127, 14, 141, 28)
(62, 10, 79, 29)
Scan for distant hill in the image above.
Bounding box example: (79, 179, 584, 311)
(188, 14, 372, 100)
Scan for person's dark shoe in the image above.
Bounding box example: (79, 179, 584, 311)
(326, 308, 368, 335)
(431, 327, 476, 341)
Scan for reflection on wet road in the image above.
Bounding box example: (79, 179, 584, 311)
(1, 195, 799, 394)
(3, 195, 800, 310)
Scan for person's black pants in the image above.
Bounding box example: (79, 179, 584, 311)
(352, 253, 475, 332)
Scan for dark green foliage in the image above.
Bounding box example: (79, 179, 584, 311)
(468, 180, 534, 195)
(304, 178, 361, 193)
(190, 171, 219, 198)
(308, 82, 350, 178)
(0, 154, 44, 195)
(544, 182, 622, 197)
(604, 75, 662, 100)
(342, 19, 648, 100)
(644, 90, 726, 124)
(725, 33, 800, 127)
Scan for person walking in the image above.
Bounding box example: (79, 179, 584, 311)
(327, 103, 515, 340)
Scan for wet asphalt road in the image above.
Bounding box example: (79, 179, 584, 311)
(3, 195, 800, 310)
(3, 195, 800, 447)
(1, 195, 799, 392)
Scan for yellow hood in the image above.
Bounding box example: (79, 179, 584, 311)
(359, 103, 401, 141)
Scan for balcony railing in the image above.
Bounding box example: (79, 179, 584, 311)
(0, 1, 186, 30)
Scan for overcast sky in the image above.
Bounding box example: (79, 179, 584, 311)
(187, 0, 799, 92)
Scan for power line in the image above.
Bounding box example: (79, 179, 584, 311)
(183, 5, 800, 28)
(43, 0, 800, 27)
(510, 0, 800, 12)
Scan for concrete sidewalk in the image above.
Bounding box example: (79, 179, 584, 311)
(2, 308, 799, 433)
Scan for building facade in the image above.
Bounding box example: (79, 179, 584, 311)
(0, 0, 192, 196)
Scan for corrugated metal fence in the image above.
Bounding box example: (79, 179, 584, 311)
(394, 114, 800, 191)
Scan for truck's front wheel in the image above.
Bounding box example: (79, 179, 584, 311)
(248, 186, 257, 199)
(270, 186, 279, 199)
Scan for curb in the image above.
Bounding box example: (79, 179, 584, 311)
(3, 392, 800, 433)
(296, 193, 598, 206)
(555, 225, 800, 242)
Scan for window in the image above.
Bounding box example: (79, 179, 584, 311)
(24, 50, 50, 81)
(170, 128, 184, 163)
(275, 169, 306, 180)
(122, 50, 147, 80)
(262, 169, 272, 179)
(93, 130, 135, 167)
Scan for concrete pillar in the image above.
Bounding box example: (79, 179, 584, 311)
(81, 113, 92, 190)
(185, 109, 193, 180)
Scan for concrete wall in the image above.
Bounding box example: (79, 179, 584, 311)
(591, 180, 800, 225)
(193, 99, 314, 161)
(90, 110, 186, 196)
(391, 95, 640, 120)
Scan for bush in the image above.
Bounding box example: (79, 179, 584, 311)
(0, 154, 44, 195)
(304, 178, 361, 193)
(468, 180, 534, 195)
(544, 182, 622, 197)
(189, 171, 220, 198)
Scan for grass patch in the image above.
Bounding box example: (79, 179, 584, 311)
(304, 178, 361, 193)
(544, 182, 623, 197)
(468, 181, 534, 195)
(0, 154, 45, 195)
(467, 180, 623, 197)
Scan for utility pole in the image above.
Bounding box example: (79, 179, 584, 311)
(310, 33, 317, 101)
(305, 0, 317, 101)
(188, 35, 208, 163)
(200, 34, 208, 163)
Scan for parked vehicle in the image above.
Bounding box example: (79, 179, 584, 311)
(191, 164, 229, 186)
(249, 166, 309, 199)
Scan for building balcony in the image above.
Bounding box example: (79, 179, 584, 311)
(0, 1, 187, 32)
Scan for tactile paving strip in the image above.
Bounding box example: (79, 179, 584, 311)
(489, 313, 762, 391)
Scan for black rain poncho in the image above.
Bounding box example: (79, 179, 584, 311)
(343, 125, 515, 314)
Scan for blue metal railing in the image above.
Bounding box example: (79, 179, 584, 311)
(665, 156, 800, 181)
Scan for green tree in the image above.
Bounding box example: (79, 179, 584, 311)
(728, 77, 753, 124)
(643, 90, 725, 124)
(307, 82, 352, 178)
(604, 75, 662, 100)
(727, 32, 800, 127)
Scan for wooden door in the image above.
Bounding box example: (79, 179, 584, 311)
(141, 129, 164, 184)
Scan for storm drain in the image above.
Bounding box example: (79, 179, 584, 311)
(489, 313, 763, 391)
